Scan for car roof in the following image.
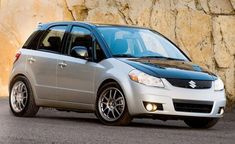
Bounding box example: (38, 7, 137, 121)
(37, 21, 150, 30)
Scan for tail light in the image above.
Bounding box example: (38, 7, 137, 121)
(14, 51, 21, 64)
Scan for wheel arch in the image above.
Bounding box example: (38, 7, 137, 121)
(9, 73, 39, 104)
(97, 79, 120, 94)
(96, 77, 132, 99)
(9, 73, 39, 117)
(9, 74, 28, 91)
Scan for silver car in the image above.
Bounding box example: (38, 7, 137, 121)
(9, 22, 226, 128)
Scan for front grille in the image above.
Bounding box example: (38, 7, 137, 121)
(166, 78, 212, 89)
(173, 99, 213, 113)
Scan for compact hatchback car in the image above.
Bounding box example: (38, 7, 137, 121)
(9, 22, 226, 128)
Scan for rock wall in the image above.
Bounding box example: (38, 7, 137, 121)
(0, 0, 234, 106)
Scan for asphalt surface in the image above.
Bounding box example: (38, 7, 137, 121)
(0, 97, 235, 144)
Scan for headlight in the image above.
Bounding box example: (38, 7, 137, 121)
(214, 77, 224, 91)
(128, 69, 164, 88)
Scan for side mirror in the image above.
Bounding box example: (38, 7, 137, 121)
(71, 46, 89, 60)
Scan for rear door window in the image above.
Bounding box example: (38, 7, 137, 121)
(38, 26, 67, 53)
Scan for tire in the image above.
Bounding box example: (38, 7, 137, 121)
(95, 82, 132, 126)
(9, 75, 39, 117)
(184, 118, 219, 129)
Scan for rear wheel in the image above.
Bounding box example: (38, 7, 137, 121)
(184, 118, 219, 129)
(9, 76, 39, 117)
(95, 82, 132, 125)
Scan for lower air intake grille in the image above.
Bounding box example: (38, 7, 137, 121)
(173, 99, 213, 113)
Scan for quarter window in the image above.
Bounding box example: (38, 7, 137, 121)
(38, 26, 67, 53)
(23, 31, 39, 49)
(94, 41, 105, 62)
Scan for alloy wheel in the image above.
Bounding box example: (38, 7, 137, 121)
(10, 81, 28, 113)
(98, 87, 125, 122)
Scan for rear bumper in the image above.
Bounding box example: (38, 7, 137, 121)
(125, 79, 226, 119)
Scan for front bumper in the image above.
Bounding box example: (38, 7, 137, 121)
(126, 79, 226, 118)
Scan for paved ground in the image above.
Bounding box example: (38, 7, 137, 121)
(0, 97, 235, 144)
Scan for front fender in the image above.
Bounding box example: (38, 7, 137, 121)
(94, 58, 137, 114)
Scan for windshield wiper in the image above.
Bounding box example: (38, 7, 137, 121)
(139, 56, 185, 61)
(112, 54, 137, 58)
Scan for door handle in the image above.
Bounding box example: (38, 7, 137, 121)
(58, 62, 67, 68)
(28, 57, 36, 63)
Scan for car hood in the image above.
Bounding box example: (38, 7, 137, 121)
(119, 58, 217, 81)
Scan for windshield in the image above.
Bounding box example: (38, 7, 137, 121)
(97, 26, 189, 61)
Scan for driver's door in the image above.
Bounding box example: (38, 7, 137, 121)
(56, 26, 95, 104)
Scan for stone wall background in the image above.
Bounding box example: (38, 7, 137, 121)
(0, 0, 234, 106)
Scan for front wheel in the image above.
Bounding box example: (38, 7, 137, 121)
(95, 82, 132, 126)
(184, 118, 219, 129)
(9, 76, 39, 117)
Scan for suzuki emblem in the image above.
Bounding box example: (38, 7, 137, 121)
(189, 80, 196, 88)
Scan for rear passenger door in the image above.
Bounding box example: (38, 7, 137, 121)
(26, 25, 67, 100)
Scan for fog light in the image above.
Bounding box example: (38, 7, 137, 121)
(218, 107, 224, 115)
(145, 103, 158, 112)
(146, 103, 153, 111)
(152, 104, 157, 111)
(220, 108, 224, 115)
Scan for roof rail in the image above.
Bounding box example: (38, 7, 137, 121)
(37, 22, 43, 29)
